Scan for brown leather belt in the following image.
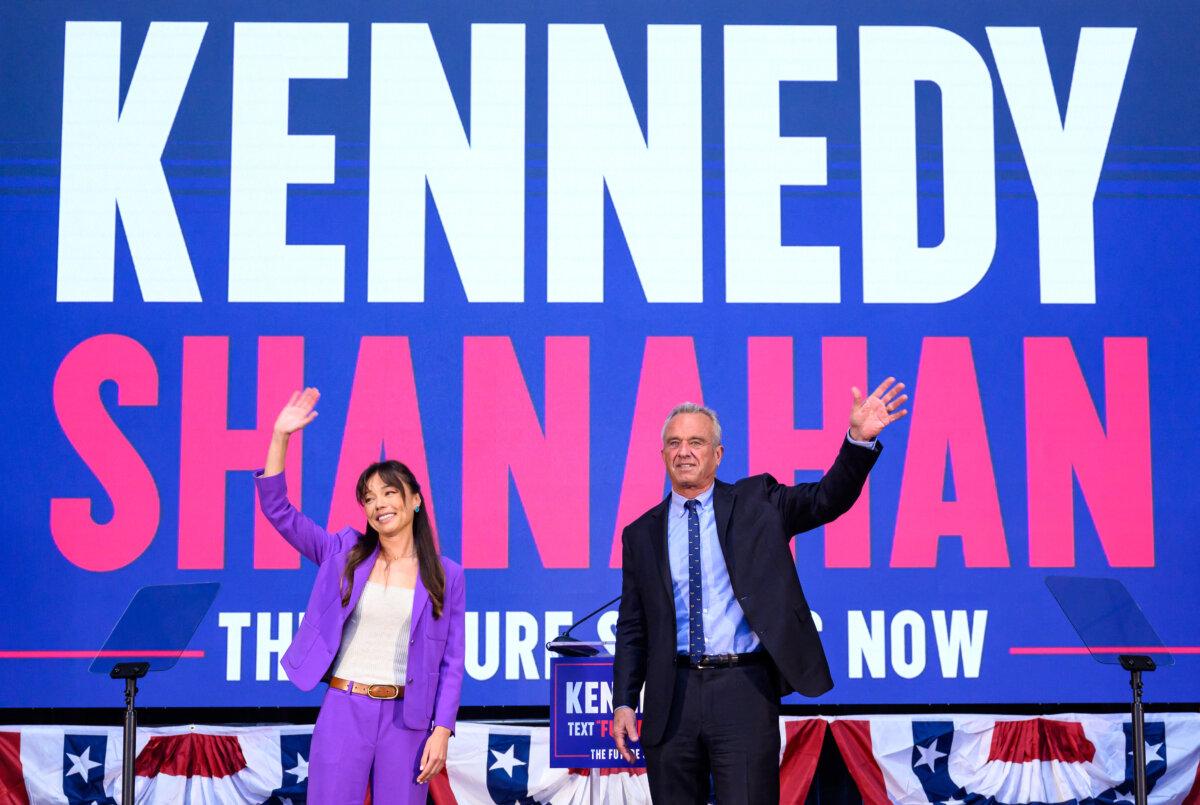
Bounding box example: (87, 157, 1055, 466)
(328, 676, 405, 700)
(675, 652, 767, 670)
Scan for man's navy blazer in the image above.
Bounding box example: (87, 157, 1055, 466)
(613, 438, 881, 746)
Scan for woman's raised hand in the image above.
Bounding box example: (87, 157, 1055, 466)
(274, 388, 320, 436)
(264, 388, 319, 477)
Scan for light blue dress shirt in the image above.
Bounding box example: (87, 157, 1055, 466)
(667, 484, 759, 656)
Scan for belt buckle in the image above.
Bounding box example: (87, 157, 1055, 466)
(367, 684, 398, 700)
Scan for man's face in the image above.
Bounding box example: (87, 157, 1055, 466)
(661, 412, 723, 494)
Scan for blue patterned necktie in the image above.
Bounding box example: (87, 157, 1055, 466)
(684, 499, 705, 663)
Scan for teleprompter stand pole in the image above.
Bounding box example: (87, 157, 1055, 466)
(111, 662, 149, 805)
(1120, 654, 1156, 805)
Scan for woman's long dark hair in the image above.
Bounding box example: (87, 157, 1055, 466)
(340, 461, 445, 618)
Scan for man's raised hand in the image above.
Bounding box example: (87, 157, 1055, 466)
(273, 387, 320, 436)
(849, 377, 908, 441)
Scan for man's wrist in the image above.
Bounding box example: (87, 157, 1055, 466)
(846, 428, 876, 447)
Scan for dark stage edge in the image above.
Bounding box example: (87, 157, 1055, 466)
(1, 702, 1196, 727)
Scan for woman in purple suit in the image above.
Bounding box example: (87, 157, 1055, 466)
(256, 387, 465, 804)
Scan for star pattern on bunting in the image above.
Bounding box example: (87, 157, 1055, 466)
(915, 739, 948, 771)
(286, 752, 309, 783)
(489, 744, 527, 777)
(1127, 741, 1165, 765)
(65, 745, 102, 780)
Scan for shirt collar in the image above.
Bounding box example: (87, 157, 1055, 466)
(670, 482, 715, 517)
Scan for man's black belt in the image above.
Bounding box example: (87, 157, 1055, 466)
(675, 652, 766, 670)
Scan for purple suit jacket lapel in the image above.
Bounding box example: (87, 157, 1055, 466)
(411, 570, 431, 635)
(345, 545, 380, 613)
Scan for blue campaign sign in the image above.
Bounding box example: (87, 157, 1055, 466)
(0, 1, 1198, 709)
(550, 656, 644, 768)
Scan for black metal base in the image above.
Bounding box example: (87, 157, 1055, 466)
(1120, 655, 1156, 805)
(112, 663, 149, 805)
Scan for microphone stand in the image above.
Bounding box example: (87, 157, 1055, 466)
(547, 595, 621, 657)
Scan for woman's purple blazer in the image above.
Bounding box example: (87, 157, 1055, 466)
(254, 471, 465, 733)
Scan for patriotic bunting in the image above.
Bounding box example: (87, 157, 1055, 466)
(0, 715, 1195, 804)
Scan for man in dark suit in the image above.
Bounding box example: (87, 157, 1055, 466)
(612, 378, 908, 803)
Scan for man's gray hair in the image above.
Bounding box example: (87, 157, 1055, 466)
(661, 402, 722, 446)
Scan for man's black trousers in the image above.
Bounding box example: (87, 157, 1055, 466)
(642, 660, 781, 804)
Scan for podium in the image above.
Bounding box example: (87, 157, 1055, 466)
(548, 647, 645, 769)
(1046, 576, 1173, 805)
(91, 583, 220, 804)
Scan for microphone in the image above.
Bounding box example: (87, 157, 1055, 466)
(546, 594, 621, 657)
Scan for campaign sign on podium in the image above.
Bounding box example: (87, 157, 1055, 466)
(549, 652, 644, 768)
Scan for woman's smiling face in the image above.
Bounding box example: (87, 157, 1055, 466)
(359, 473, 420, 538)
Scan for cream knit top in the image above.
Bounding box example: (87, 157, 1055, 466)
(331, 582, 414, 685)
